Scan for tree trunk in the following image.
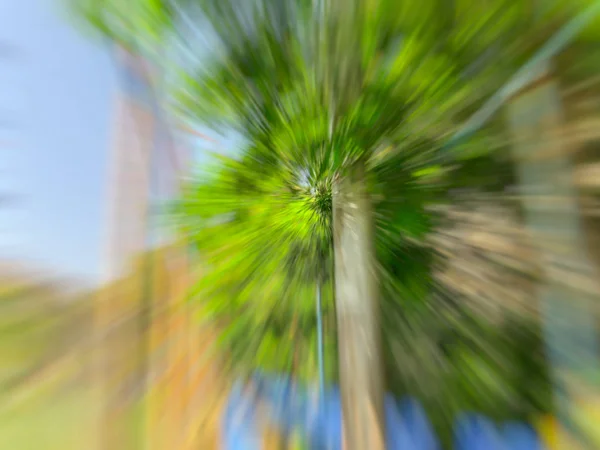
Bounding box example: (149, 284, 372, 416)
(332, 162, 385, 450)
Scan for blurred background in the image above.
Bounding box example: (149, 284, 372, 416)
(2, 0, 600, 448)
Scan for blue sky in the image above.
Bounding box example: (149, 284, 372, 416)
(0, 0, 116, 285)
(0, 0, 241, 286)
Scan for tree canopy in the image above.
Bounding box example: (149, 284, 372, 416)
(72, 0, 600, 444)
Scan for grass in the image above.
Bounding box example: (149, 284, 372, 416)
(0, 387, 99, 450)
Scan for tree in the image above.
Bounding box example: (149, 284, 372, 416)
(168, 1, 536, 446)
(74, 0, 587, 446)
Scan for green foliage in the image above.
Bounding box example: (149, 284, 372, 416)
(69, 0, 176, 54)
(72, 0, 593, 441)
(176, 150, 338, 381)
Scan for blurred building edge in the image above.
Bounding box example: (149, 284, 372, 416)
(506, 56, 600, 449)
(93, 45, 225, 450)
